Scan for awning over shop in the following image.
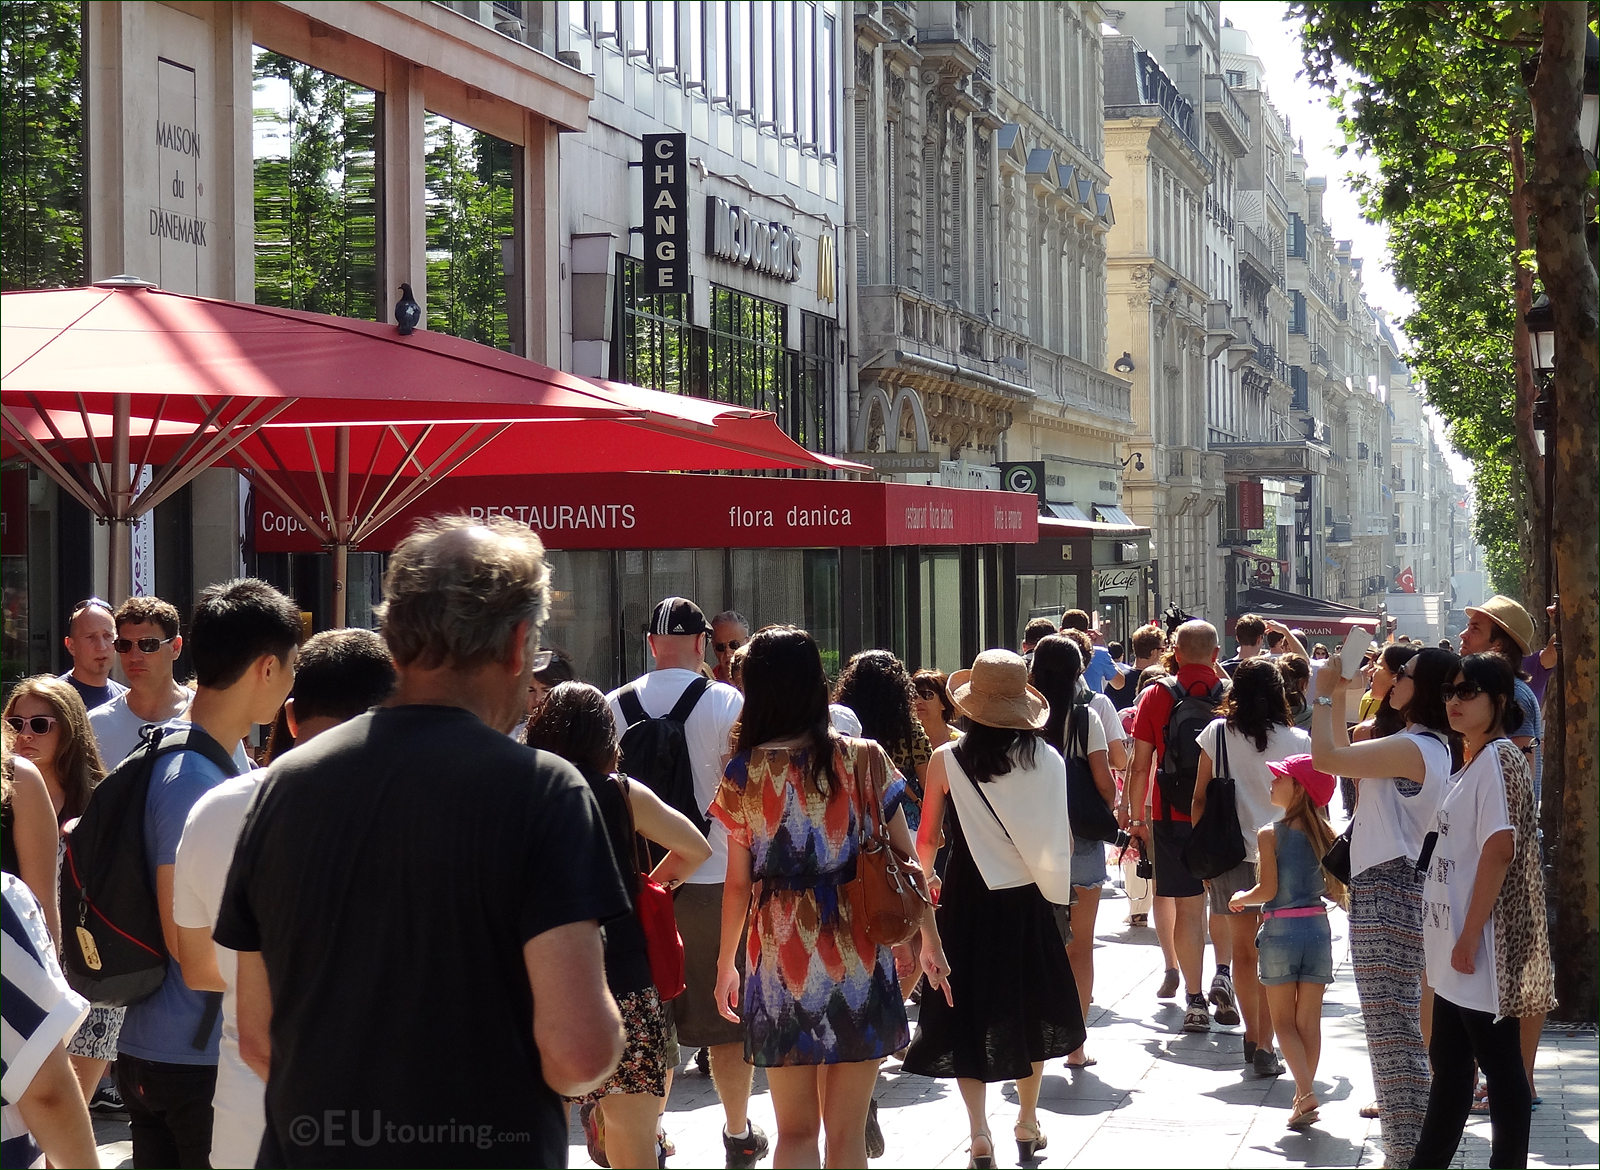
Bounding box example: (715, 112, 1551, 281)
(1230, 585, 1380, 638)
(1036, 515, 1149, 538)
(253, 472, 1040, 553)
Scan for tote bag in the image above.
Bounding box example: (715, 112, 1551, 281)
(1181, 731, 1247, 880)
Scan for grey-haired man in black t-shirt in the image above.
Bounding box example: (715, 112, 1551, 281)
(216, 515, 628, 1168)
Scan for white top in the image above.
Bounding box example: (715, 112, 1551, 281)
(1350, 728, 1453, 876)
(1421, 744, 1513, 1016)
(173, 775, 264, 1169)
(828, 704, 863, 736)
(1086, 692, 1124, 755)
(607, 669, 743, 884)
(1064, 703, 1110, 759)
(937, 740, 1075, 904)
(1195, 720, 1310, 862)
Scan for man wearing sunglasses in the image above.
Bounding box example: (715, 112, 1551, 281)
(709, 610, 749, 684)
(60, 596, 128, 711)
(88, 596, 194, 771)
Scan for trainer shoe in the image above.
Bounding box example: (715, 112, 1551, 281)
(1156, 967, 1180, 998)
(1253, 1047, 1286, 1077)
(90, 1080, 125, 1113)
(1182, 994, 1212, 1032)
(864, 1098, 885, 1159)
(724, 1121, 770, 1169)
(1209, 970, 1241, 1026)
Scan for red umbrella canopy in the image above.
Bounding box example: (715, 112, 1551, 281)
(2, 281, 858, 537)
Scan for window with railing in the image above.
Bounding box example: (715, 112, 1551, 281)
(1288, 212, 1306, 259)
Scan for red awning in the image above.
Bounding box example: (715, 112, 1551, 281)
(254, 472, 1040, 553)
(1, 281, 860, 615)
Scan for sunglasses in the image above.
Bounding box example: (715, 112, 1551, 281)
(713, 639, 743, 653)
(114, 635, 176, 654)
(5, 715, 59, 735)
(1440, 683, 1485, 703)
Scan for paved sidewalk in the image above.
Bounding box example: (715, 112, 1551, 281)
(92, 885, 1597, 1168)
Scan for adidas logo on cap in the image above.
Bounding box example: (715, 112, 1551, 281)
(650, 596, 709, 637)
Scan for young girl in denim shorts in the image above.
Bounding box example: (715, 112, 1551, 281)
(1230, 754, 1348, 1130)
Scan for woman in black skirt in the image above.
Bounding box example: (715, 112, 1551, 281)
(903, 650, 1085, 1168)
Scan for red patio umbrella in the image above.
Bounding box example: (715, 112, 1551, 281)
(2, 280, 859, 621)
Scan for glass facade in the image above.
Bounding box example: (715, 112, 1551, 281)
(252, 49, 380, 318)
(423, 112, 521, 351)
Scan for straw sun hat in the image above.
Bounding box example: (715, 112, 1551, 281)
(1464, 595, 1535, 657)
(947, 649, 1049, 731)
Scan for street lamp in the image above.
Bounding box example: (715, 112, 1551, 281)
(1113, 352, 1136, 374)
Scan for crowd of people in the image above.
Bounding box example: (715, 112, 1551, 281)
(0, 514, 1558, 1170)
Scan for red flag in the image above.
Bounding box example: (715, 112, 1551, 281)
(1397, 567, 1417, 593)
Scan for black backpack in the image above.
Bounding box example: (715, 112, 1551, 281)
(1156, 677, 1227, 819)
(60, 724, 240, 1007)
(1065, 697, 1120, 844)
(616, 677, 711, 867)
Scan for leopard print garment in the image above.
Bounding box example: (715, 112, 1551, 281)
(1491, 739, 1557, 1019)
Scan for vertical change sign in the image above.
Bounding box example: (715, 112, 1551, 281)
(642, 133, 688, 295)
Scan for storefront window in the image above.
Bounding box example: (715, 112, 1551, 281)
(252, 50, 379, 318)
(1, 0, 84, 291)
(618, 255, 693, 394)
(707, 284, 787, 415)
(797, 311, 838, 455)
(729, 548, 841, 677)
(1017, 573, 1080, 643)
(423, 113, 520, 351)
(920, 549, 961, 674)
(541, 549, 615, 687)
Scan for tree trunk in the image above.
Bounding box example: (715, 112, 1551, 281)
(1528, 0, 1599, 1024)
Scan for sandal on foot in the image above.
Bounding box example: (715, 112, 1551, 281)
(967, 1131, 994, 1169)
(1066, 1054, 1098, 1068)
(1014, 1119, 1048, 1161)
(1287, 1093, 1320, 1130)
(1359, 1102, 1381, 1119)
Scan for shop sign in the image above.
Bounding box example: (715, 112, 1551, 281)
(1096, 569, 1142, 593)
(641, 133, 688, 294)
(254, 473, 1037, 553)
(846, 450, 942, 474)
(706, 196, 802, 282)
(997, 461, 1045, 499)
(817, 232, 837, 303)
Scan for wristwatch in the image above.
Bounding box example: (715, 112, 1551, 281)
(1314, 696, 1334, 707)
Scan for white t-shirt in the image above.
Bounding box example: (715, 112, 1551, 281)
(172, 775, 264, 1169)
(1350, 728, 1453, 876)
(1087, 692, 1123, 756)
(1063, 702, 1111, 759)
(607, 669, 743, 885)
(1195, 719, 1312, 862)
(1421, 744, 1514, 1016)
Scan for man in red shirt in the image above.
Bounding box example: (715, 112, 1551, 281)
(1121, 620, 1226, 1033)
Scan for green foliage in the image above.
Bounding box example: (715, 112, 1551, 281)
(1293, 0, 1543, 587)
(1, 0, 83, 290)
(252, 51, 379, 318)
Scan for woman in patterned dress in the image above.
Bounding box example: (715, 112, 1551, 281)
(713, 627, 948, 1169)
(1410, 653, 1555, 1169)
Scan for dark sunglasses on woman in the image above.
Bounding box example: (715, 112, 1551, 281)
(1439, 683, 1484, 703)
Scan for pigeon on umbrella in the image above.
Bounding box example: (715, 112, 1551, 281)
(394, 283, 421, 335)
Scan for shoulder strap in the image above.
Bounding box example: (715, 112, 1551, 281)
(617, 684, 648, 727)
(666, 676, 711, 723)
(1213, 723, 1230, 780)
(962, 769, 1016, 844)
(1068, 699, 1090, 760)
(153, 726, 241, 779)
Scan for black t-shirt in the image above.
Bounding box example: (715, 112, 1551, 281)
(216, 705, 630, 1168)
(578, 766, 652, 996)
(1105, 664, 1140, 711)
(60, 672, 120, 712)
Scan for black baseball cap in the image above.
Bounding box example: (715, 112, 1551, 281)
(650, 596, 709, 637)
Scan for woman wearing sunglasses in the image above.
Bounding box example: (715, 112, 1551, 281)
(1409, 654, 1554, 1170)
(2, 675, 128, 1106)
(1310, 646, 1457, 1168)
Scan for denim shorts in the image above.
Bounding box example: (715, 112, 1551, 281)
(1070, 834, 1107, 888)
(1256, 913, 1333, 986)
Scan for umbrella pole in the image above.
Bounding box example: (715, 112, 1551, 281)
(108, 396, 133, 604)
(331, 427, 350, 628)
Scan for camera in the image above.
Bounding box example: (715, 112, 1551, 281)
(1136, 854, 1154, 880)
(1112, 829, 1133, 853)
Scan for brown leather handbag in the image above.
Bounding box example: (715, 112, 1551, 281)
(838, 741, 933, 947)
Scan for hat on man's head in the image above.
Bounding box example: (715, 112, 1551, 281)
(1267, 754, 1337, 808)
(947, 649, 1049, 731)
(650, 596, 709, 637)
(1464, 595, 1534, 657)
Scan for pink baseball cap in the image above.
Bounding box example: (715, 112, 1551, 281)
(1267, 754, 1337, 807)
